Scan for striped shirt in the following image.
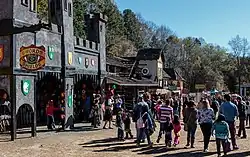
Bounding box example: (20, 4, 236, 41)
(159, 105, 173, 123)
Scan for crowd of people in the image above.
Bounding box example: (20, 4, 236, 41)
(103, 92, 250, 157)
(43, 88, 250, 157)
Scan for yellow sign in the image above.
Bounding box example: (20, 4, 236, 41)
(68, 52, 73, 65)
(195, 84, 206, 90)
(20, 45, 45, 71)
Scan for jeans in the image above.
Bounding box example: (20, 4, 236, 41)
(200, 122, 213, 150)
(238, 118, 246, 137)
(47, 115, 55, 130)
(117, 128, 124, 139)
(137, 128, 151, 145)
(216, 138, 227, 156)
(187, 125, 197, 145)
(226, 121, 237, 147)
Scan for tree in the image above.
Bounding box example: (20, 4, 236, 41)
(228, 35, 250, 93)
(123, 9, 143, 49)
(37, 0, 48, 22)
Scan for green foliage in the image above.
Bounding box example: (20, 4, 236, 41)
(37, 0, 48, 22)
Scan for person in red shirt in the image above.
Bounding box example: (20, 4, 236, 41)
(46, 100, 59, 130)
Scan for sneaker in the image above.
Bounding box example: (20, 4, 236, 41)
(241, 136, 247, 139)
(191, 145, 195, 148)
(233, 146, 239, 150)
(103, 127, 107, 129)
(204, 149, 208, 152)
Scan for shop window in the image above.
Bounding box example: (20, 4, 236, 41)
(21, 0, 28, 7)
(68, 3, 72, 17)
(30, 0, 36, 12)
(64, 0, 67, 11)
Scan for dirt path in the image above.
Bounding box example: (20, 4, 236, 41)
(0, 123, 249, 157)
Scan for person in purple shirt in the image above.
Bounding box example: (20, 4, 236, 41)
(219, 94, 239, 150)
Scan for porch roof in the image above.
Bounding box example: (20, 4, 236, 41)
(106, 75, 159, 87)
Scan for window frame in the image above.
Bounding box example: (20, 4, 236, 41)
(30, 0, 36, 12)
(68, 2, 72, 17)
(21, 0, 29, 7)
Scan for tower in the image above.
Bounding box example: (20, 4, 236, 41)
(85, 13, 107, 86)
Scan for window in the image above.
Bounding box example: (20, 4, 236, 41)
(30, 0, 36, 12)
(68, 3, 72, 16)
(64, 0, 68, 11)
(21, 0, 28, 6)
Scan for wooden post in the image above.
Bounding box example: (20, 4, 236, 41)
(10, 75, 16, 141)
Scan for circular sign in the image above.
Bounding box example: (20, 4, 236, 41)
(142, 67, 149, 75)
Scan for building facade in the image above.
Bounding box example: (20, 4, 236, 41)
(0, 0, 106, 140)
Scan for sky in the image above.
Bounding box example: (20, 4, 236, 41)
(115, 0, 250, 49)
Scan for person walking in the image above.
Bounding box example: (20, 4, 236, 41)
(156, 99, 173, 144)
(198, 99, 215, 152)
(212, 114, 230, 157)
(219, 94, 239, 150)
(137, 105, 154, 147)
(246, 101, 250, 127)
(237, 96, 247, 138)
(183, 100, 198, 148)
(173, 114, 181, 146)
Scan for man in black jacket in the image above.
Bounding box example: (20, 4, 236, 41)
(237, 96, 247, 138)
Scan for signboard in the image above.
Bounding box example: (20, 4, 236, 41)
(20, 45, 45, 71)
(195, 84, 206, 90)
(0, 44, 4, 62)
(85, 57, 89, 68)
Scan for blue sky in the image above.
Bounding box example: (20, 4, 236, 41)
(116, 0, 250, 49)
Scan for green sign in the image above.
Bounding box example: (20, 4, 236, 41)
(112, 84, 117, 89)
(68, 95, 73, 108)
(48, 46, 55, 60)
(21, 80, 31, 96)
(168, 85, 177, 91)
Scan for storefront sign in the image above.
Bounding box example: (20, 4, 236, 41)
(21, 80, 31, 96)
(68, 52, 73, 65)
(48, 46, 55, 60)
(85, 57, 89, 68)
(0, 44, 4, 62)
(20, 45, 45, 71)
(78, 57, 82, 64)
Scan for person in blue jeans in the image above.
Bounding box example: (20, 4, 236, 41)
(183, 100, 198, 148)
(137, 105, 154, 147)
(219, 94, 239, 150)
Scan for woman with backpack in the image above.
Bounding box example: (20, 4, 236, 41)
(137, 105, 154, 147)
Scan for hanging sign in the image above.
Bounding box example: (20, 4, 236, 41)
(21, 80, 31, 96)
(20, 45, 45, 71)
(68, 52, 73, 65)
(0, 44, 4, 62)
(48, 46, 55, 60)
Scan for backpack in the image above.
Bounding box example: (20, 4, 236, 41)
(137, 112, 147, 129)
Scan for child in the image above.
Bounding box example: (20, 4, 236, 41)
(123, 110, 133, 139)
(211, 114, 230, 157)
(173, 115, 181, 146)
(165, 118, 174, 147)
(116, 108, 124, 140)
(46, 100, 59, 130)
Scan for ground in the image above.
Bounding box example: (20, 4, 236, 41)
(0, 123, 250, 157)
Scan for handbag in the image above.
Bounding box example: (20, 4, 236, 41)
(225, 138, 232, 152)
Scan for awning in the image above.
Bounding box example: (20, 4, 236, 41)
(107, 76, 159, 87)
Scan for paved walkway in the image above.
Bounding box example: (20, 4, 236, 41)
(0, 123, 250, 157)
